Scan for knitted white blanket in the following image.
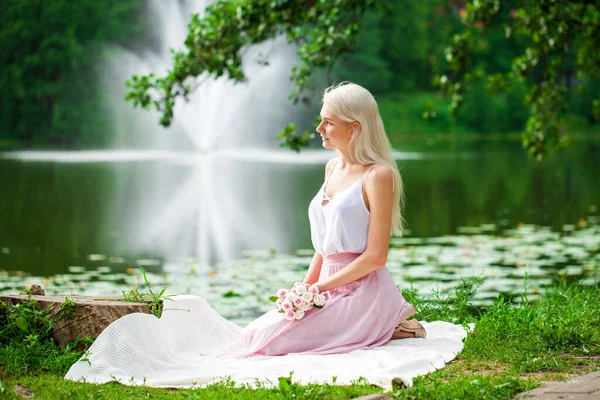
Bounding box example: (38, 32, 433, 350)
(65, 295, 469, 390)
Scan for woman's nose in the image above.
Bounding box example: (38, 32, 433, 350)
(316, 122, 324, 133)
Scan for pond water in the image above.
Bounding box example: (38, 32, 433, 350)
(1, 138, 598, 326)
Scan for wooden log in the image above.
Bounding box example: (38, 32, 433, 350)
(1, 294, 152, 349)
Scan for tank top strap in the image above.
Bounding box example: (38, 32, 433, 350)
(322, 157, 340, 197)
(362, 164, 375, 182)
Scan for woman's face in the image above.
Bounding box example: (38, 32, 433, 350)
(316, 104, 352, 149)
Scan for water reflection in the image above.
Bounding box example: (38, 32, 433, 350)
(0, 139, 598, 308)
(0, 149, 423, 273)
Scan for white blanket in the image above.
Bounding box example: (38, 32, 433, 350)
(65, 295, 469, 389)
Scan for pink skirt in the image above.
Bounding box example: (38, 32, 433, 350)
(220, 252, 415, 358)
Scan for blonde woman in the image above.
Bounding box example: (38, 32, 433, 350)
(222, 82, 425, 357)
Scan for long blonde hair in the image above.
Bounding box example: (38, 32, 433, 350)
(322, 81, 405, 237)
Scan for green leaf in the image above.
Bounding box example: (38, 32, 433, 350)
(277, 376, 291, 395)
(223, 290, 241, 298)
(16, 316, 29, 332)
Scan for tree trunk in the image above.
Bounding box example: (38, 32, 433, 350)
(1, 294, 152, 349)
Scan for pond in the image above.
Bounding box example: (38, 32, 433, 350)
(1, 138, 598, 325)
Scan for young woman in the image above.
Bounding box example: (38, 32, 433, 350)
(222, 81, 425, 357)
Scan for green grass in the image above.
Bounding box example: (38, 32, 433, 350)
(1, 279, 599, 399)
(0, 374, 383, 400)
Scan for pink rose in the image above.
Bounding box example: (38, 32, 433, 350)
(294, 309, 305, 320)
(277, 288, 288, 300)
(285, 310, 295, 320)
(314, 293, 326, 307)
(294, 285, 307, 295)
(285, 292, 297, 303)
(301, 293, 313, 303)
(309, 285, 319, 295)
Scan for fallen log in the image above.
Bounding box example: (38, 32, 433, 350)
(1, 292, 152, 349)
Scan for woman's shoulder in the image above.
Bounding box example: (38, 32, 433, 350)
(368, 162, 392, 174)
(366, 163, 394, 189)
(325, 156, 338, 176)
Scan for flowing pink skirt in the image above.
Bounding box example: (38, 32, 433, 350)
(220, 252, 415, 358)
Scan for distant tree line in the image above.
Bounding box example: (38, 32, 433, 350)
(0, 0, 146, 148)
(2, 0, 599, 156)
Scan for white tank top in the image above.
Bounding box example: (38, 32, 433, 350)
(308, 157, 376, 257)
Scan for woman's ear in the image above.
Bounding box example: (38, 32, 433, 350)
(352, 122, 361, 135)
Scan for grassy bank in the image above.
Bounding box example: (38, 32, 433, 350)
(1, 278, 599, 399)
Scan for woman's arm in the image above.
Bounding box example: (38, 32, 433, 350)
(303, 251, 323, 284)
(316, 165, 394, 292)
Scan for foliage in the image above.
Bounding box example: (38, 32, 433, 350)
(126, 0, 599, 157)
(378, 92, 458, 136)
(331, 9, 393, 94)
(434, 0, 600, 159)
(1, 280, 599, 399)
(0, 293, 83, 347)
(401, 276, 484, 325)
(332, 0, 456, 96)
(0, 296, 54, 347)
(3, 0, 599, 150)
(0, 293, 93, 376)
(391, 373, 536, 400)
(388, 281, 600, 399)
(125, 0, 388, 147)
(274, 123, 315, 153)
(122, 266, 172, 318)
(0, 373, 383, 399)
(463, 284, 600, 366)
(0, 0, 145, 147)
(0, 339, 91, 377)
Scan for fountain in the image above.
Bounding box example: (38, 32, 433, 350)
(98, 0, 319, 267)
(0, 0, 422, 272)
(103, 0, 310, 152)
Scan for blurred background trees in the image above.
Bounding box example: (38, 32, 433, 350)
(1, 0, 598, 155)
(0, 0, 146, 148)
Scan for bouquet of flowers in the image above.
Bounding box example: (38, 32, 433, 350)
(269, 282, 328, 320)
